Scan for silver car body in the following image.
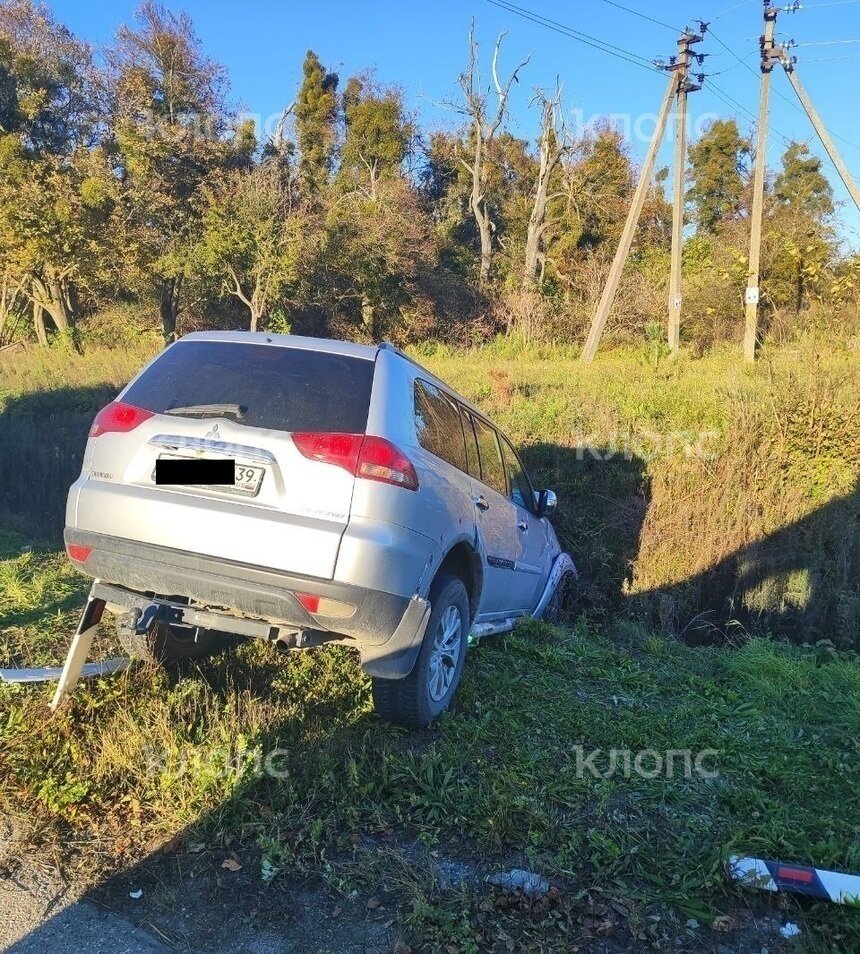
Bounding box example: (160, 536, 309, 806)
(65, 332, 570, 678)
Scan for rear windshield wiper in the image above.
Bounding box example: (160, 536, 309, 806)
(163, 403, 247, 422)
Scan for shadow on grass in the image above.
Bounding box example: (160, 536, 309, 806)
(631, 478, 860, 649)
(0, 386, 119, 545)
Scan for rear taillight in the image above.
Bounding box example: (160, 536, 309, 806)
(66, 543, 92, 563)
(357, 436, 419, 490)
(90, 401, 154, 437)
(292, 432, 419, 491)
(291, 432, 364, 473)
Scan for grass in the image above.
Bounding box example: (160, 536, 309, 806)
(1, 547, 859, 950)
(1, 334, 859, 950)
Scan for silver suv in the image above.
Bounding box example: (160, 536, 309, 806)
(65, 333, 575, 726)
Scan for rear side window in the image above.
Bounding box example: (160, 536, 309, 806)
(123, 341, 374, 433)
(460, 408, 481, 480)
(472, 416, 507, 497)
(414, 379, 467, 472)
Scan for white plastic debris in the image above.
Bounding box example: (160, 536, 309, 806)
(780, 922, 801, 939)
(0, 657, 129, 684)
(129, 888, 143, 900)
(486, 868, 550, 896)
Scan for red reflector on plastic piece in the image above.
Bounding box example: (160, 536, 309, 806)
(777, 866, 815, 884)
(295, 592, 321, 614)
(90, 402, 154, 437)
(294, 592, 356, 619)
(66, 544, 92, 563)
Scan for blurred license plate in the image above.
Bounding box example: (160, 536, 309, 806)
(155, 454, 264, 497)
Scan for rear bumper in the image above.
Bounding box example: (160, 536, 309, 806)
(64, 528, 429, 678)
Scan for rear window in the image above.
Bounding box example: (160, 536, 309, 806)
(123, 341, 375, 433)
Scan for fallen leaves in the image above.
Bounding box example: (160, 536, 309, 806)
(221, 852, 243, 872)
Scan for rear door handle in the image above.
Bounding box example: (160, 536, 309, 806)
(473, 495, 490, 511)
(518, 520, 528, 532)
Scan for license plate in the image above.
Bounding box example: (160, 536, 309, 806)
(154, 454, 264, 497)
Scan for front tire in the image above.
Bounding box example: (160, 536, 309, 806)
(371, 573, 469, 728)
(543, 568, 577, 624)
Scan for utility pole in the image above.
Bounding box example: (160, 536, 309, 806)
(780, 57, 860, 213)
(581, 71, 678, 363)
(743, 1, 780, 363)
(668, 31, 703, 355)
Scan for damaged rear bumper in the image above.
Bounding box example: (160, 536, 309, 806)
(64, 529, 430, 678)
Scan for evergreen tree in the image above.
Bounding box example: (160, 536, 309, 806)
(294, 50, 338, 197)
(774, 142, 833, 218)
(687, 119, 750, 233)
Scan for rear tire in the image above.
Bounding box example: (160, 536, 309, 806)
(118, 620, 228, 664)
(371, 573, 469, 729)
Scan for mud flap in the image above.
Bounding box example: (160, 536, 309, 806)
(360, 595, 431, 679)
(49, 584, 107, 710)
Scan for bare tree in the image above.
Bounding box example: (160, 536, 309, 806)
(523, 83, 569, 286)
(458, 24, 530, 283)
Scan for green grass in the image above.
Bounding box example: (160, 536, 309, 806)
(1, 549, 859, 949)
(1, 336, 859, 950)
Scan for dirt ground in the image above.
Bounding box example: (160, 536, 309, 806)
(1, 812, 802, 954)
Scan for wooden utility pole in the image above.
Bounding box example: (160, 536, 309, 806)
(581, 71, 678, 363)
(780, 58, 860, 213)
(743, 1, 780, 363)
(668, 31, 703, 355)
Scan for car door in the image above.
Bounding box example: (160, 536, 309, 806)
(499, 434, 552, 612)
(463, 411, 528, 617)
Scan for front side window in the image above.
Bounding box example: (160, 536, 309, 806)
(471, 415, 507, 497)
(501, 436, 535, 512)
(414, 379, 467, 472)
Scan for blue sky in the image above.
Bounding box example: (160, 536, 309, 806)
(52, 0, 860, 246)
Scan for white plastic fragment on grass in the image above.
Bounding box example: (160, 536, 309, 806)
(486, 869, 550, 896)
(129, 888, 143, 900)
(0, 657, 130, 684)
(780, 922, 801, 939)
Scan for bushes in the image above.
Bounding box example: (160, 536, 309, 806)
(425, 341, 860, 649)
(77, 301, 162, 348)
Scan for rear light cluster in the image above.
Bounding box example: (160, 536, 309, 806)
(90, 401, 153, 437)
(66, 543, 92, 563)
(292, 432, 419, 491)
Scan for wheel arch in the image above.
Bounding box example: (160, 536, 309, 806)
(435, 540, 483, 623)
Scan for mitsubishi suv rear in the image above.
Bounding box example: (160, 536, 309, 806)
(65, 332, 575, 726)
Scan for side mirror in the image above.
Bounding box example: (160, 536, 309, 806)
(535, 489, 558, 517)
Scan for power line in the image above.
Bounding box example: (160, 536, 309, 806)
(800, 0, 860, 6)
(803, 52, 860, 60)
(713, 0, 759, 18)
(704, 21, 860, 155)
(706, 79, 860, 188)
(595, 0, 680, 33)
(708, 79, 794, 144)
(797, 38, 860, 46)
(484, 0, 662, 74)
